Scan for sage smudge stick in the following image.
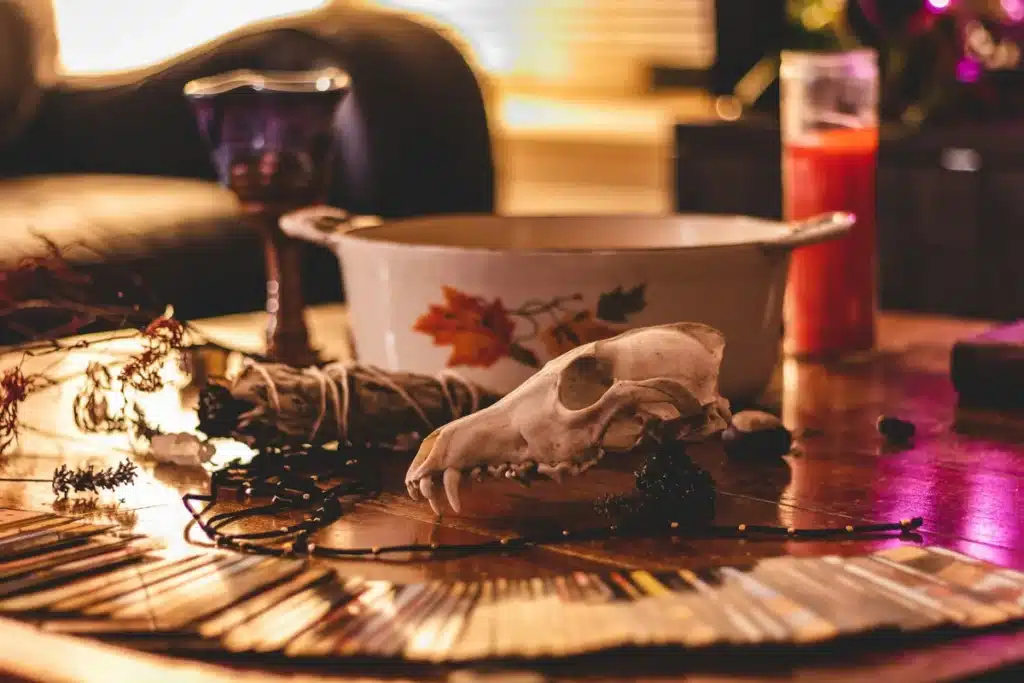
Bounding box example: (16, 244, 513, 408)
(197, 360, 502, 449)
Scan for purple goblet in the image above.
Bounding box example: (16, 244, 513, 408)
(185, 67, 350, 366)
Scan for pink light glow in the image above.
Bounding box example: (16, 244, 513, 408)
(1004, 0, 1024, 22)
(927, 0, 951, 10)
(956, 58, 982, 82)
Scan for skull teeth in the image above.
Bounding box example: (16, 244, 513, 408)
(405, 453, 607, 515)
(419, 476, 445, 516)
(537, 463, 564, 483)
(443, 468, 463, 514)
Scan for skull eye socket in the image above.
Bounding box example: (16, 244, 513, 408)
(557, 353, 614, 410)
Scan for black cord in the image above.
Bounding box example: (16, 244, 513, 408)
(181, 443, 924, 560)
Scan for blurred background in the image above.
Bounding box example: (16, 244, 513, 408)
(3, 0, 1022, 325)
(37, 0, 1024, 214)
(39, 0, 717, 215)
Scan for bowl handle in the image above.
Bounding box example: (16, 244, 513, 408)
(760, 212, 856, 251)
(278, 206, 383, 248)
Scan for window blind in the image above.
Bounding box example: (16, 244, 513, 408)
(370, 0, 716, 92)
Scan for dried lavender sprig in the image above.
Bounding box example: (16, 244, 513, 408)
(52, 458, 139, 498)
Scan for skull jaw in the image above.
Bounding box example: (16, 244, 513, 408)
(403, 389, 727, 516)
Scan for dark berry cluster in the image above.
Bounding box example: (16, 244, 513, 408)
(876, 415, 916, 444)
(595, 441, 716, 528)
(197, 384, 248, 438)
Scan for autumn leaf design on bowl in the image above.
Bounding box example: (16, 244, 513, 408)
(538, 311, 619, 357)
(413, 284, 647, 369)
(412, 286, 519, 368)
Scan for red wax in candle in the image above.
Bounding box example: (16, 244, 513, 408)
(783, 128, 878, 357)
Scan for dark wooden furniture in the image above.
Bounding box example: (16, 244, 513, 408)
(675, 117, 1024, 322)
(0, 306, 1022, 682)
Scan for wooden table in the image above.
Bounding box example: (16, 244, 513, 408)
(1, 306, 1021, 682)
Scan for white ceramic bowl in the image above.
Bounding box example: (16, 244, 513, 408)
(283, 210, 853, 401)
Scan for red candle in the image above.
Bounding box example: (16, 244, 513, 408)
(783, 128, 878, 356)
(780, 50, 879, 358)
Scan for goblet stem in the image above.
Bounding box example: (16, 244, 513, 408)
(252, 209, 318, 367)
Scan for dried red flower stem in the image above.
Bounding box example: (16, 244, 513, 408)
(1, 367, 32, 451)
(0, 299, 149, 318)
(1, 240, 187, 454)
(14, 331, 156, 359)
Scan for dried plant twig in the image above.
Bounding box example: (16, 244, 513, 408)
(1, 237, 185, 455)
(0, 367, 50, 452)
(51, 459, 139, 498)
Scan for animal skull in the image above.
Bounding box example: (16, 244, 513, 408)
(404, 322, 732, 515)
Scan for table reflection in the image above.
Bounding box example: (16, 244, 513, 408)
(2, 308, 1022, 575)
(780, 344, 1024, 570)
(0, 336, 248, 458)
(0, 334, 259, 553)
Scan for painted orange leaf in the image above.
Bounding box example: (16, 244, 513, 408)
(539, 310, 619, 357)
(413, 286, 516, 368)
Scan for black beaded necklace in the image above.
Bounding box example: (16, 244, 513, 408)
(181, 442, 923, 559)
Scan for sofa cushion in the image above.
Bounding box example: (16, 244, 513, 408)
(0, 174, 343, 330)
(0, 174, 261, 327)
(0, 174, 243, 264)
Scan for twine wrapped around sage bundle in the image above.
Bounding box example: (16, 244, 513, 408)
(197, 360, 502, 450)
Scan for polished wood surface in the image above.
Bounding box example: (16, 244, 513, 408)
(1, 307, 1021, 682)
